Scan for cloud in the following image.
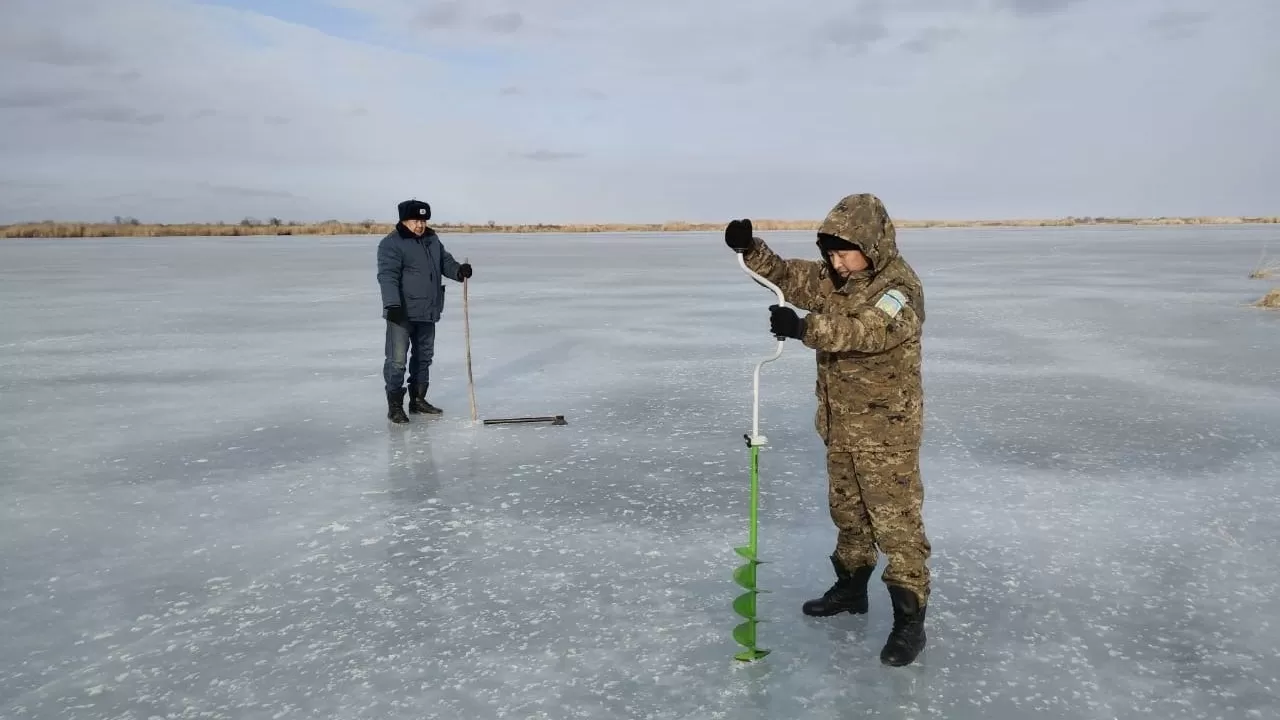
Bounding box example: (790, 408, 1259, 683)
(197, 182, 298, 199)
(0, 88, 87, 110)
(0, 0, 1276, 224)
(820, 16, 890, 55)
(482, 11, 524, 34)
(408, 2, 524, 34)
(413, 2, 463, 29)
(16, 34, 115, 67)
(62, 107, 166, 125)
(512, 150, 586, 162)
(1149, 10, 1212, 39)
(999, 0, 1084, 17)
(900, 27, 963, 54)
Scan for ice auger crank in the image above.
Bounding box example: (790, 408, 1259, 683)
(731, 249, 788, 662)
(460, 257, 568, 428)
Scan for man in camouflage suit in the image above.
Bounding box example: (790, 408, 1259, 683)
(724, 193, 930, 666)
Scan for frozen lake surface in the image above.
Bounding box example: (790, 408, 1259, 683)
(2, 225, 1279, 719)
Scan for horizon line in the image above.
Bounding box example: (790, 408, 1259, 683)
(3, 214, 1279, 238)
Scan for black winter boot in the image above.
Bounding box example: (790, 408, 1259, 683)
(408, 383, 442, 415)
(802, 554, 874, 616)
(387, 389, 409, 424)
(880, 585, 927, 666)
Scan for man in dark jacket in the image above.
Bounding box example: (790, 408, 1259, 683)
(724, 193, 930, 667)
(376, 199, 472, 423)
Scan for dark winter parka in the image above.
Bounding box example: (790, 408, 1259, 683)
(376, 223, 464, 322)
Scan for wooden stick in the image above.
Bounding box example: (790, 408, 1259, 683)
(462, 257, 478, 423)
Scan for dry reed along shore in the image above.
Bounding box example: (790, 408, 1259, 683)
(3, 215, 1279, 239)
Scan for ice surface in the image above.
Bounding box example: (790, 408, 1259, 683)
(2, 225, 1279, 719)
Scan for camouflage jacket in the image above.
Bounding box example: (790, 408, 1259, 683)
(742, 195, 925, 452)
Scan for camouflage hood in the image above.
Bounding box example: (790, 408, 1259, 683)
(815, 193, 900, 275)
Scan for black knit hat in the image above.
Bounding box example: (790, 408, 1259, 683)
(816, 232, 861, 252)
(398, 199, 431, 221)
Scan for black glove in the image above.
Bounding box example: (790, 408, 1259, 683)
(458, 263, 473, 279)
(725, 219, 753, 252)
(385, 305, 407, 323)
(769, 304, 805, 340)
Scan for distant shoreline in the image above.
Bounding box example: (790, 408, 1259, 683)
(2, 215, 1278, 239)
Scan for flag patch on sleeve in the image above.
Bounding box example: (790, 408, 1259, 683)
(874, 289, 908, 318)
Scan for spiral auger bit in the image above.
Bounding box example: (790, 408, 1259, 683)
(731, 248, 787, 662)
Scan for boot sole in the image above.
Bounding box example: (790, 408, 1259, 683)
(880, 656, 918, 667)
(801, 605, 868, 617)
(880, 647, 924, 666)
(880, 633, 926, 666)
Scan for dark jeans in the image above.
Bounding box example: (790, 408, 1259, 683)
(384, 320, 436, 393)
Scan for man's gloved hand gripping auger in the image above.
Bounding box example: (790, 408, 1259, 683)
(768, 305, 804, 340)
(725, 218, 754, 253)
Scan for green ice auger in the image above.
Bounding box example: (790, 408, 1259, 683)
(731, 250, 788, 662)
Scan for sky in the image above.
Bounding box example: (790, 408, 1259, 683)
(0, 0, 1276, 225)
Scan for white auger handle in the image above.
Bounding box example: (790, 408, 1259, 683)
(736, 252, 787, 333)
(736, 250, 787, 445)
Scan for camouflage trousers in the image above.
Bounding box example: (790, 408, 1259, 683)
(826, 449, 931, 604)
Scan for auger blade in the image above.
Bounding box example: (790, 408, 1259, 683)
(733, 561, 758, 589)
(733, 545, 756, 561)
(733, 591, 758, 618)
(734, 648, 771, 662)
(732, 619, 770, 661)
